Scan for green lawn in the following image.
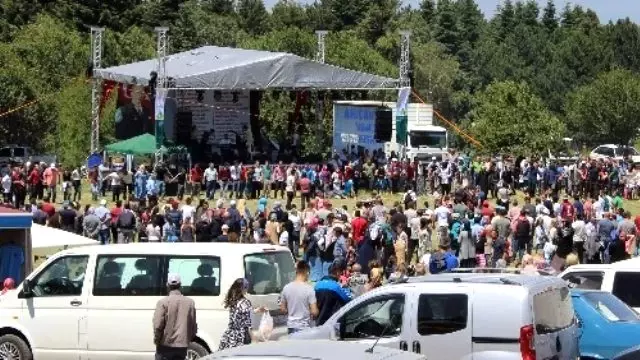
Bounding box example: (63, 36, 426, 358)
(62, 180, 640, 216)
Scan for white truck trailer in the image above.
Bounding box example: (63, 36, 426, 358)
(332, 101, 448, 161)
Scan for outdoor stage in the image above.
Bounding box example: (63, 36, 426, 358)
(92, 44, 399, 164)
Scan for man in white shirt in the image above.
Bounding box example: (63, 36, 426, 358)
(229, 161, 240, 199)
(571, 214, 587, 263)
(181, 197, 196, 223)
(433, 200, 451, 247)
(204, 163, 218, 200)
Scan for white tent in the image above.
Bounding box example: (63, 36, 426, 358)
(31, 224, 99, 256)
(95, 46, 399, 90)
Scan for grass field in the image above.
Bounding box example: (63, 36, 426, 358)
(62, 181, 640, 217)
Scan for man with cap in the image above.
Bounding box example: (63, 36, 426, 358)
(153, 273, 197, 360)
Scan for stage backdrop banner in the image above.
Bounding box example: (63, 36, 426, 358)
(332, 104, 382, 154)
(114, 83, 154, 140)
(177, 90, 250, 145)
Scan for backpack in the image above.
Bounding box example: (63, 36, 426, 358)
(378, 222, 394, 246)
(117, 211, 135, 230)
(429, 252, 447, 274)
(515, 218, 531, 238)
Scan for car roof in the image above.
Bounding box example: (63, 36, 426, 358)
(203, 340, 426, 360)
(51, 243, 291, 257)
(570, 289, 608, 297)
(404, 273, 565, 289)
(561, 258, 640, 272)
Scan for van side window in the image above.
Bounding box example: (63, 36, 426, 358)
(27, 256, 89, 297)
(612, 272, 640, 308)
(533, 287, 575, 334)
(339, 295, 405, 340)
(93, 256, 162, 296)
(562, 272, 603, 290)
(167, 256, 221, 296)
(417, 294, 468, 335)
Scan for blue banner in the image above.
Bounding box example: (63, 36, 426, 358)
(332, 105, 382, 154)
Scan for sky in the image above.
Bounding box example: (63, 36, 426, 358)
(263, 0, 640, 23)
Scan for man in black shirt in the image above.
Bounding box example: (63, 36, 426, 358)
(59, 201, 77, 232)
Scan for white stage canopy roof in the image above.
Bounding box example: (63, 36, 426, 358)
(95, 46, 399, 90)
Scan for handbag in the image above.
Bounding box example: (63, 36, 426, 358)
(243, 328, 252, 345)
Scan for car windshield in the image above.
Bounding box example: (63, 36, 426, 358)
(244, 251, 295, 295)
(409, 131, 446, 148)
(583, 292, 640, 322)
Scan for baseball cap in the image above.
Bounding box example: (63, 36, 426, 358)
(167, 273, 181, 286)
(100, 199, 107, 206)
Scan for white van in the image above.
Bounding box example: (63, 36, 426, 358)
(0, 243, 295, 360)
(291, 273, 580, 360)
(559, 258, 640, 312)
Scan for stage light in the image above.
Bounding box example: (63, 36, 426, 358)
(213, 91, 222, 101)
(232, 91, 239, 103)
(86, 61, 93, 79)
(196, 90, 205, 102)
(148, 71, 158, 97)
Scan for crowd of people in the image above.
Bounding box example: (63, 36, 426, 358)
(4, 153, 640, 357)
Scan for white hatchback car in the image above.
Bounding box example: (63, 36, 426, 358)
(291, 273, 580, 360)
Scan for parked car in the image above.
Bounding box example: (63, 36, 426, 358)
(203, 340, 427, 360)
(589, 144, 640, 164)
(0, 145, 56, 167)
(0, 243, 295, 360)
(291, 273, 580, 360)
(571, 289, 640, 359)
(613, 345, 640, 360)
(559, 258, 640, 312)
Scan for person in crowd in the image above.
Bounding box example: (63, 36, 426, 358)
(153, 273, 197, 360)
(279, 261, 318, 334)
(218, 278, 265, 350)
(314, 260, 351, 325)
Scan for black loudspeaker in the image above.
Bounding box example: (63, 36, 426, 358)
(176, 111, 193, 146)
(374, 108, 393, 142)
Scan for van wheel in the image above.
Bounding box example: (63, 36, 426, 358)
(0, 334, 32, 360)
(186, 341, 209, 360)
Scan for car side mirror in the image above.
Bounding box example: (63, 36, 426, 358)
(22, 280, 33, 298)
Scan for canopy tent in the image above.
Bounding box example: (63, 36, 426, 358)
(105, 133, 157, 155)
(94, 46, 399, 90)
(31, 224, 99, 257)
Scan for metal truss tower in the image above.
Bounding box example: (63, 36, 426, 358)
(399, 30, 412, 88)
(90, 27, 104, 153)
(315, 30, 328, 139)
(154, 27, 169, 164)
(315, 30, 328, 64)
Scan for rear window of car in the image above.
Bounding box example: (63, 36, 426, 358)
(562, 271, 604, 290)
(533, 287, 575, 334)
(244, 251, 295, 295)
(612, 272, 640, 308)
(583, 292, 640, 322)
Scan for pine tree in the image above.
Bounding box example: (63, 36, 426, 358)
(541, 0, 558, 32)
(237, 0, 269, 35)
(419, 0, 436, 22)
(434, 0, 459, 55)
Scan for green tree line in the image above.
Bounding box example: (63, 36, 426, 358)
(1, 0, 640, 164)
